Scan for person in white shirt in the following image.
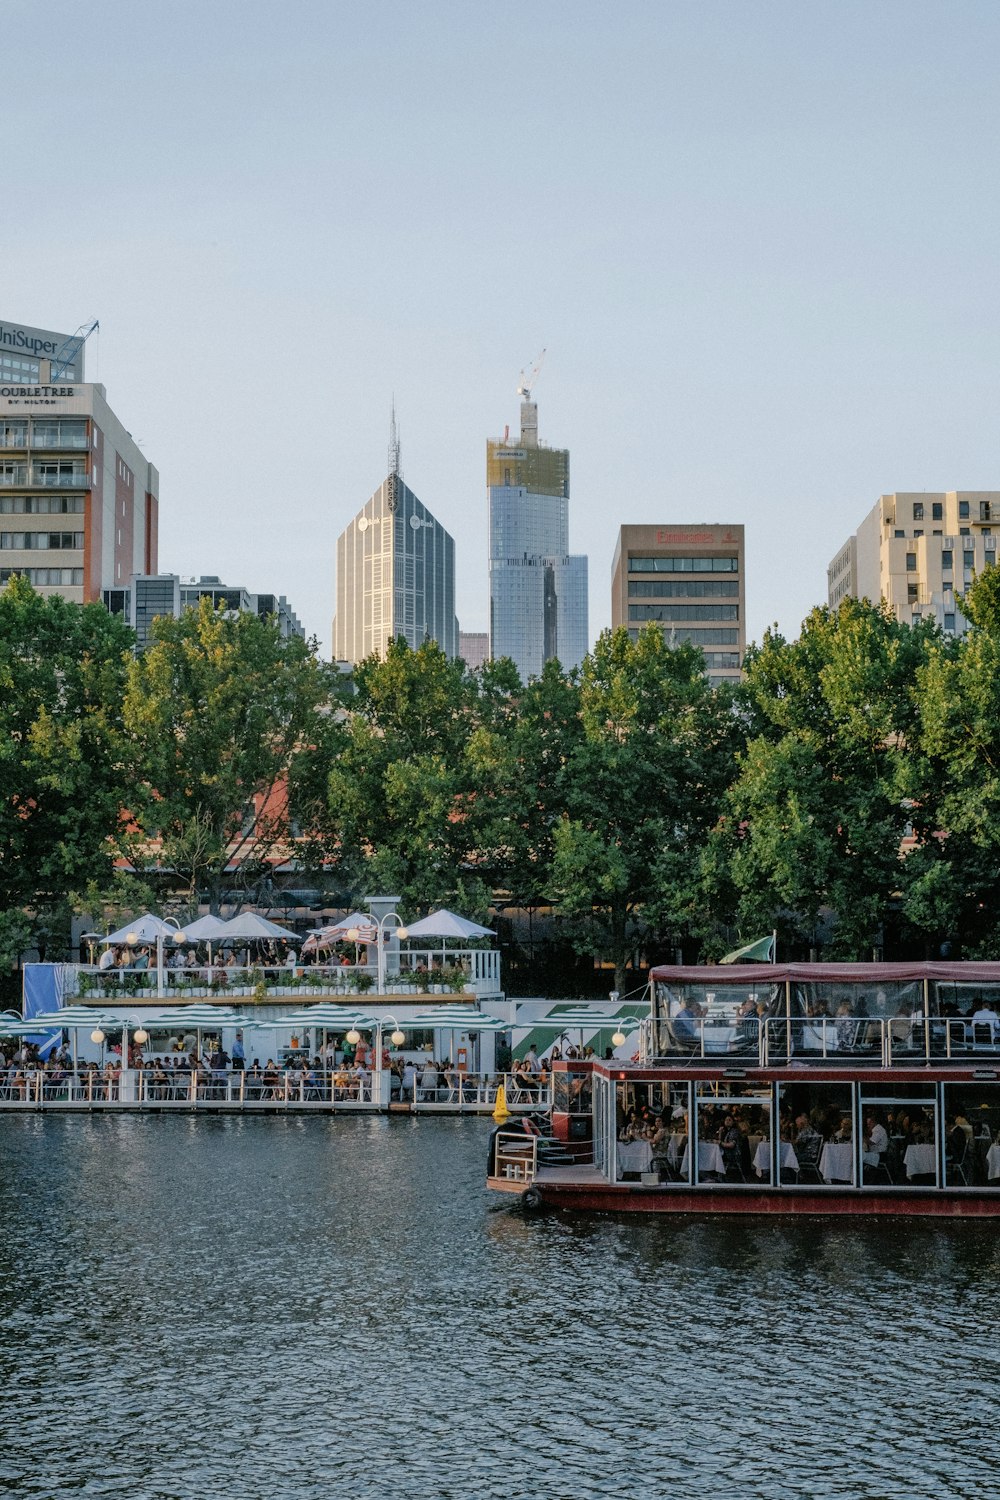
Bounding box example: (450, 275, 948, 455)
(971, 1000, 998, 1039)
(97, 946, 116, 972)
(863, 1113, 890, 1168)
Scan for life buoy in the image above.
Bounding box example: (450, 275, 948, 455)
(521, 1186, 543, 1210)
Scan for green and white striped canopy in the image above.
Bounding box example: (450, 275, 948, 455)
(27, 1007, 131, 1029)
(396, 1008, 509, 1031)
(250, 1008, 380, 1031)
(128, 1006, 257, 1029)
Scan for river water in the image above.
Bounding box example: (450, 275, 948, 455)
(0, 1113, 996, 1499)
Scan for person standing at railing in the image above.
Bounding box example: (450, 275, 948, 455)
(231, 1032, 245, 1070)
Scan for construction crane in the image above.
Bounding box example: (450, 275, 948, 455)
(50, 318, 99, 381)
(517, 347, 546, 402)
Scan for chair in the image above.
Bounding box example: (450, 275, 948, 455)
(972, 1023, 996, 1052)
(795, 1134, 824, 1183)
(864, 1153, 893, 1185)
(948, 1138, 971, 1186)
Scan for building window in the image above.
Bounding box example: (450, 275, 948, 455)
(981, 502, 992, 521)
(932, 502, 943, 520)
(913, 502, 924, 520)
(907, 583, 918, 603)
(628, 604, 739, 622)
(905, 553, 917, 572)
(941, 550, 952, 568)
(894, 529, 905, 539)
(964, 552, 975, 569)
(914, 529, 923, 538)
(629, 556, 739, 573)
(960, 527, 971, 536)
(959, 501, 970, 519)
(944, 613, 956, 632)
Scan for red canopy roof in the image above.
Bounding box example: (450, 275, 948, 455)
(648, 961, 1000, 985)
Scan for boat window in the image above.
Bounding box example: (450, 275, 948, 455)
(859, 1086, 938, 1188)
(942, 1083, 1000, 1188)
(776, 1081, 854, 1186)
(692, 1084, 771, 1186)
(651, 980, 781, 1059)
(553, 1069, 591, 1115)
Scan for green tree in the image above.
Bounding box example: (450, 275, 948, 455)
(550, 625, 740, 990)
(322, 637, 481, 909)
(0, 577, 136, 934)
(124, 599, 332, 913)
(908, 565, 1000, 954)
(715, 599, 936, 955)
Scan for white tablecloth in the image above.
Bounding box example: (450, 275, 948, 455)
(753, 1140, 799, 1175)
(819, 1142, 854, 1183)
(666, 1132, 687, 1166)
(986, 1144, 1000, 1181)
(617, 1139, 653, 1175)
(903, 1143, 936, 1179)
(681, 1142, 725, 1177)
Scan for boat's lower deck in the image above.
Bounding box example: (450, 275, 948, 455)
(488, 1165, 1000, 1216)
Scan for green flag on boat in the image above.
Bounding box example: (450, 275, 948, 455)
(719, 933, 776, 964)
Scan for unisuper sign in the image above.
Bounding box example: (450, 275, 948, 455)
(0, 321, 70, 357)
(656, 528, 741, 545)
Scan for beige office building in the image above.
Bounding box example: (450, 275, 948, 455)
(611, 523, 746, 684)
(0, 318, 158, 604)
(828, 492, 1000, 636)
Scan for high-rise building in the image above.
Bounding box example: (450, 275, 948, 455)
(332, 413, 459, 664)
(458, 630, 489, 670)
(0, 318, 158, 603)
(487, 393, 588, 680)
(611, 523, 746, 685)
(103, 573, 305, 650)
(828, 491, 1000, 637)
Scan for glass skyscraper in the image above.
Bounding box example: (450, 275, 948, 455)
(333, 419, 459, 664)
(487, 397, 588, 680)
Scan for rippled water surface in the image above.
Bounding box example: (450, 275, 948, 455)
(1, 1114, 998, 1498)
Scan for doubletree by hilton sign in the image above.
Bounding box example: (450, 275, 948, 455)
(0, 387, 76, 405)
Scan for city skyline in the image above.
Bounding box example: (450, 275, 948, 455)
(6, 3, 1000, 657)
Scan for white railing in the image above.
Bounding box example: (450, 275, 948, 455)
(492, 1129, 538, 1185)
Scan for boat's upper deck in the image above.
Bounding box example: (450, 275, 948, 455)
(642, 961, 1000, 1069)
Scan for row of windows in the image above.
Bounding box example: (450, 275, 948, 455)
(628, 627, 739, 646)
(905, 548, 995, 572)
(0, 567, 82, 585)
(629, 555, 740, 573)
(702, 652, 742, 669)
(0, 532, 83, 550)
(629, 604, 739, 622)
(0, 495, 84, 514)
(628, 579, 740, 598)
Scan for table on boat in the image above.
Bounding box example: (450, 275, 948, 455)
(681, 1142, 726, 1177)
(986, 1143, 1000, 1182)
(617, 1140, 654, 1175)
(753, 1140, 799, 1176)
(819, 1142, 854, 1183)
(903, 1143, 937, 1180)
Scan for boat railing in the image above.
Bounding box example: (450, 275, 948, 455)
(493, 1129, 538, 1186)
(641, 1010, 1000, 1068)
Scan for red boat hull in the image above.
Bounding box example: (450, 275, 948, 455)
(514, 1181, 1000, 1217)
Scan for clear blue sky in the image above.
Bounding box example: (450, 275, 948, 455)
(6, 0, 1000, 656)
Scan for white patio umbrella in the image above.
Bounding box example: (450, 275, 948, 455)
(403, 909, 495, 940)
(402, 908, 495, 970)
(177, 914, 230, 970)
(101, 913, 177, 946)
(218, 913, 300, 942)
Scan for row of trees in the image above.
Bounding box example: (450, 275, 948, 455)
(4, 569, 1000, 988)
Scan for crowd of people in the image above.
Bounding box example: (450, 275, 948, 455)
(616, 1090, 1000, 1186)
(0, 1035, 502, 1106)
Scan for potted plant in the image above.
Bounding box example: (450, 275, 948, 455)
(354, 972, 375, 994)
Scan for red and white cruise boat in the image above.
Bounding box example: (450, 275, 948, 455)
(488, 962, 1000, 1216)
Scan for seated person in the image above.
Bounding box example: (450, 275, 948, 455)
(971, 999, 999, 1040)
(672, 1001, 699, 1048)
(862, 1113, 889, 1169)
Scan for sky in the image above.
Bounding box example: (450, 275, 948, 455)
(5, 0, 1000, 657)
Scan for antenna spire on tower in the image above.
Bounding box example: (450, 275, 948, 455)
(388, 399, 402, 477)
